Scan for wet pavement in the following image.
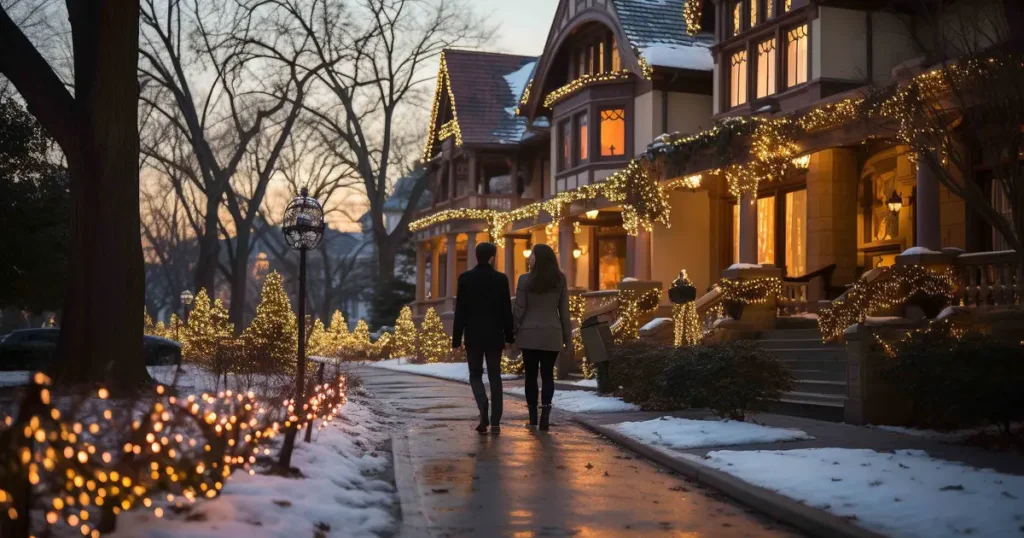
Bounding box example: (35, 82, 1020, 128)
(356, 366, 805, 538)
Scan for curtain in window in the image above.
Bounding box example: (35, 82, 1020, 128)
(786, 25, 808, 87)
(785, 190, 807, 276)
(579, 115, 589, 161)
(599, 109, 626, 156)
(757, 196, 775, 265)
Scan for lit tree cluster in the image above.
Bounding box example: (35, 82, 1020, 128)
(390, 307, 418, 359)
(418, 308, 449, 364)
(242, 272, 299, 376)
(182, 290, 233, 371)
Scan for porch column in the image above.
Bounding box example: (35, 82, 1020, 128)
(469, 152, 480, 194)
(415, 241, 426, 302)
(559, 219, 576, 285)
(447, 158, 456, 200)
(915, 156, 942, 251)
(446, 233, 458, 303)
(806, 148, 859, 286)
(429, 240, 440, 299)
(466, 231, 478, 266)
(738, 191, 758, 264)
(625, 229, 652, 280)
(504, 238, 516, 293)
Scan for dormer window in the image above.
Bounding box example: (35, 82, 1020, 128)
(611, 38, 621, 70)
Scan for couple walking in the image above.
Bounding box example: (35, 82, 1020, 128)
(452, 242, 572, 434)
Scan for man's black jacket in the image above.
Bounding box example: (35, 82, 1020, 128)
(452, 263, 515, 350)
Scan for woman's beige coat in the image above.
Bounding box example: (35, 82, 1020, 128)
(513, 272, 572, 352)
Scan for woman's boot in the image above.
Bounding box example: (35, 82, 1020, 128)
(539, 405, 552, 431)
(527, 406, 538, 427)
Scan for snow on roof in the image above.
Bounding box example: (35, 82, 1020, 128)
(639, 42, 713, 71)
(612, 0, 714, 72)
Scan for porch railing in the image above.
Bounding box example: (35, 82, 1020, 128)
(420, 193, 522, 217)
(953, 250, 1022, 309)
(694, 286, 726, 336)
(778, 282, 810, 315)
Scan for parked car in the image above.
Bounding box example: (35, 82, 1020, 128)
(0, 329, 181, 372)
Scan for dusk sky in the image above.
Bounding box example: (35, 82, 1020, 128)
(477, 0, 559, 56)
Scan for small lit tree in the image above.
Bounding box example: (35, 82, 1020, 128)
(419, 307, 449, 363)
(242, 272, 298, 375)
(144, 307, 156, 335)
(307, 318, 333, 358)
(391, 306, 417, 359)
(328, 310, 350, 354)
(350, 320, 372, 357)
(183, 289, 233, 369)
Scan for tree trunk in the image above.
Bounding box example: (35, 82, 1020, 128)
(228, 226, 252, 331)
(194, 189, 222, 295)
(54, 1, 148, 392)
(320, 241, 334, 321)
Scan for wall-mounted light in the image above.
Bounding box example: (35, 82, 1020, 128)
(792, 154, 811, 169)
(585, 209, 600, 219)
(682, 174, 702, 190)
(886, 190, 904, 214)
(572, 244, 583, 259)
(522, 247, 533, 259)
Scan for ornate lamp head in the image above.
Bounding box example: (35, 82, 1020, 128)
(283, 188, 325, 250)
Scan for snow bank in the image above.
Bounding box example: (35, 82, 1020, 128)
(688, 448, 1024, 538)
(112, 398, 396, 538)
(641, 317, 672, 332)
(900, 246, 944, 256)
(573, 378, 598, 388)
(507, 386, 638, 413)
(614, 416, 812, 450)
(369, 358, 517, 383)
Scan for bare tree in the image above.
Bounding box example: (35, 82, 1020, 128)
(140, 178, 197, 320)
(272, 0, 491, 317)
(0, 1, 149, 390)
(139, 0, 321, 327)
(872, 0, 1023, 258)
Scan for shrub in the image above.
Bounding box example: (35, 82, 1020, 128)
(883, 324, 1024, 431)
(608, 340, 685, 410)
(663, 340, 793, 421)
(501, 353, 524, 376)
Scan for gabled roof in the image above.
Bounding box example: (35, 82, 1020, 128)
(422, 50, 538, 160)
(612, 0, 714, 71)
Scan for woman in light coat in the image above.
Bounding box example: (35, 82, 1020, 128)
(513, 244, 571, 430)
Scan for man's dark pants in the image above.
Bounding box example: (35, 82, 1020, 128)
(467, 347, 503, 425)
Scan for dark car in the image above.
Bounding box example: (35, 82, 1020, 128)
(0, 329, 181, 372)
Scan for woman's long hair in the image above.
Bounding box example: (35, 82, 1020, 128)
(526, 243, 562, 293)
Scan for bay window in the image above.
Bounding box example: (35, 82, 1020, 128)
(599, 109, 626, 157)
(756, 38, 777, 98)
(578, 113, 589, 162)
(559, 120, 571, 171)
(729, 50, 748, 108)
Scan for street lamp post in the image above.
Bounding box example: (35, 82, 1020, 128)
(177, 289, 194, 342)
(278, 188, 324, 470)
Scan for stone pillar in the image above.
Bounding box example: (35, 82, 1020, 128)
(738, 191, 758, 264)
(445, 233, 458, 301)
(469, 152, 480, 194)
(429, 241, 440, 299)
(504, 238, 516, 293)
(915, 156, 941, 251)
(466, 232, 478, 266)
(447, 158, 456, 200)
(806, 148, 859, 286)
(415, 242, 426, 301)
(634, 229, 652, 280)
(559, 220, 576, 285)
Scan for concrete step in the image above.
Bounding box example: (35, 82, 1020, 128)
(758, 338, 838, 350)
(778, 358, 847, 374)
(775, 316, 820, 330)
(766, 347, 846, 361)
(793, 379, 848, 396)
(766, 392, 846, 422)
(759, 328, 822, 340)
(790, 368, 847, 382)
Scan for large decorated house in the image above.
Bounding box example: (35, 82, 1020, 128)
(409, 0, 1022, 422)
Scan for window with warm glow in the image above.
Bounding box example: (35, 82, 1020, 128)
(750, 0, 757, 27)
(993, 184, 1013, 251)
(757, 196, 775, 265)
(730, 50, 748, 108)
(784, 0, 792, 11)
(578, 114, 589, 162)
(756, 39, 776, 98)
(785, 190, 807, 276)
(559, 120, 571, 171)
(732, 1, 742, 35)
(611, 38, 621, 70)
(599, 109, 626, 157)
(765, 0, 774, 19)
(786, 25, 809, 87)
(599, 42, 606, 73)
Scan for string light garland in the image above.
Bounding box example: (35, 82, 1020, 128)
(422, 52, 463, 161)
(419, 308, 449, 363)
(514, 78, 534, 116)
(391, 306, 418, 359)
(683, 0, 703, 36)
(873, 317, 967, 357)
(671, 271, 701, 347)
(818, 265, 957, 342)
(719, 277, 783, 305)
(542, 70, 633, 108)
(612, 288, 661, 343)
(568, 293, 595, 378)
(637, 55, 654, 80)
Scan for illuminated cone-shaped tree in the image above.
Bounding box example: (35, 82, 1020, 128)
(307, 318, 333, 358)
(350, 319, 372, 357)
(420, 307, 449, 363)
(144, 307, 156, 335)
(328, 310, 350, 354)
(391, 306, 417, 359)
(166, 313, 185, 342)
(242, 272, 298, 375)
(183, 289, 234, 369)
(370, 332, 391, 360)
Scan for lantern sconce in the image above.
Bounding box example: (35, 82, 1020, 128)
(791, 154, 811, 170)
(585, 209, 600, 220)
(572, 243, 586, 259)
(886, 190, 904, 214)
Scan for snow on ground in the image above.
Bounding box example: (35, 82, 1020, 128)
(871, 423, 1023, 443)
(573, 378, 598, 388)
(507, 386, 638, 413)
(112, 396, 396, 538)
(687, 448, 1024, 538)
(370, 358, 517, 383)
(614, 416, 812, 450)
(0, 371, 30, 388)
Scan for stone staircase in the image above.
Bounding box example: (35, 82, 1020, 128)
(757, 327, 848, 422)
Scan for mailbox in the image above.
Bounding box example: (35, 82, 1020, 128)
(581, 316, 615, 393)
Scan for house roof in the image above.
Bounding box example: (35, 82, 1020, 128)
(438, 49, 539, 147)
(383, 169, 431, 212)
(612, 0, 714, 71)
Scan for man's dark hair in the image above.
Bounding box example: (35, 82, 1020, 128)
(475, 241, 497, 264)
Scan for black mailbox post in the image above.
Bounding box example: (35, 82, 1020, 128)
(581, 315, 615, 393)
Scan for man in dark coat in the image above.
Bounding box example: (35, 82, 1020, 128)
(452, 241, 514, 433)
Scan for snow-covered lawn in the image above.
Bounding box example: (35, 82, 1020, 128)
(870, 423, 1023, 443)
(688, 448, 1024, 538)
(614, 416, 813, 450)
(572, 378, 598, 388)
(111, 395, 396, 538)
(369, 358, 516, 383)
(507, 386, 639, 413)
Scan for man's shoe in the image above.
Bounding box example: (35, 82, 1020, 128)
(539, 405, 552, 431)
(490, 425, 501, 435)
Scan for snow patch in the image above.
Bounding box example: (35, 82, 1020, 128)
(573, 378, 598, 388)
(369, 358, 516, 383)
(641, 317, 672, 332)
(504, 61, 536, 103)
(900, 246, 944, 256)
(614, 416, 813, 450)
(640, 43, 714, 71)
(687, 448, 1024, 538)
(727, 263, 763, 270)
(507, 386, 638, 413)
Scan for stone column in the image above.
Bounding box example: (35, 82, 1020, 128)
(415, 241, 426, 301)
(466, 231, 478, 266)
(445, 233, 458, 303)
(634, 229, 652, 280)
(559, 220, 576, 285)
(738, 191, 758, 264)
(915, 156, 941, 251)
(504, 238, 516, 293)
(429, 241, 440, 299)
(806, 148, 859, 286)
